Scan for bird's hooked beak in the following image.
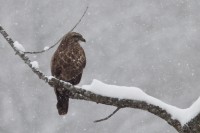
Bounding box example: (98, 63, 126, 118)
(80, 37, 86, 42)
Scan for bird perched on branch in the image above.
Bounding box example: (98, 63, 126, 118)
(51, 32, 86, 115)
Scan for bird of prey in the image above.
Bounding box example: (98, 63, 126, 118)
(51, 32, 86, 115)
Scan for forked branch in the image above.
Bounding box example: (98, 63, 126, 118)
(24, 6, 88, 54)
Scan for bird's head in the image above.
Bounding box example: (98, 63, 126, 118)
(67, 32, 86, 43)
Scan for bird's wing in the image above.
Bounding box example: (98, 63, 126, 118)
(53, 45, 86, 82)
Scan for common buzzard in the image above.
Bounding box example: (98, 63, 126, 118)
(51, 32, 86, 115)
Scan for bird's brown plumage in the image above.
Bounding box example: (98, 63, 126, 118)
(51, 32, 86, 115)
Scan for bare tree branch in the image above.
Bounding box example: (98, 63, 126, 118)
(94, 107, 121, 123)
(0, 25, 200, 133)
(24, 6, 88, 54)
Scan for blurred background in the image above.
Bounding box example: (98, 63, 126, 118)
(1, 0, 200, 132)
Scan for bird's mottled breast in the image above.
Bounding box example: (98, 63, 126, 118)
(51, 41, 86, 81)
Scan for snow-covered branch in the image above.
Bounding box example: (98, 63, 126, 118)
(1, 25, 200, 133)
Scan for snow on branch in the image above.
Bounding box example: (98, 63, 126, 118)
(13, 41, 25, 52)
(83, 79, 200, 126)
(30, 61, 39, 69)
(0, 25, 200, 133)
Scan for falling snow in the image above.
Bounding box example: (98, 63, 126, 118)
(1, 1, 200, 133)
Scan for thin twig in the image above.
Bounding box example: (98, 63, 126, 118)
(24, 41, 59, 54)
(69, 6, 88, 32)
(24, 6, 88, 54)
(94, 107, 121, 123)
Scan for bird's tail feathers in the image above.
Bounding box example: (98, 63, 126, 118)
(55, 88, 69, 115)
